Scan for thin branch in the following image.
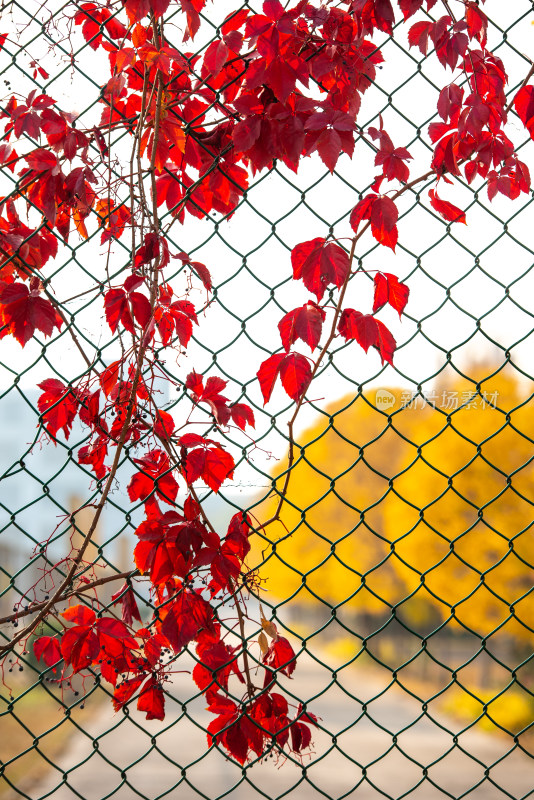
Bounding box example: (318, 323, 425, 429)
(0, 570, 138, 626)
(261, 164, 437, 530)
(0, 62, 167, 657)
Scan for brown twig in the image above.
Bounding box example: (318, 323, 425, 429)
(0, 570, 139, 626)
(0, 33, 168, 658)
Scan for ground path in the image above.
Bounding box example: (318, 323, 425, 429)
(27, 654, 533, 800)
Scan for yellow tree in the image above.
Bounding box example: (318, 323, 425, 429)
(382, 366, 534, 643)
(256, 364, 534, 647)
(254, 388, 424, 621)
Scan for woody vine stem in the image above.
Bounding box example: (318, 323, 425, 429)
(0, 0, 534, 764)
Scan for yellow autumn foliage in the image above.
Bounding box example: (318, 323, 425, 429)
(256, 364, 534, 642)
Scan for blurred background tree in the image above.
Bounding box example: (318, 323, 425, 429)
(255, 360, 534, 660)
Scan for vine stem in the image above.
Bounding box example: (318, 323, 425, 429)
(441, 0, 456, 23)
(262, 164, 437, 530)
(0, 38, 166, 659)
(0, 351, 149, 659)
(184, 481, 256, 699)
(230, 577, 256, 700)
(0, 570, 139, 626)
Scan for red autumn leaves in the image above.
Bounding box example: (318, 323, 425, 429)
(12, 0, 534, 769)
(207, 691, 316, 765)
(35, 605, 138, 675)
(0, 281, 61, 346)
(206, 615, 310, 764)
(350, 194, 399, 251)
(257, 233, 410, 404)
(32, 500, 315, 752)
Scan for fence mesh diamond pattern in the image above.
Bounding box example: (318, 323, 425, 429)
(1, 1, 534, 799)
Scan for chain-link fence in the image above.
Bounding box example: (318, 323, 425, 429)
(2, 0, 534, 798)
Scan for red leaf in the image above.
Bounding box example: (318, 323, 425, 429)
(375, 319, 396, 366)
(349, 195, 376, 232)
(514, 85, 534, 140)
(184, 446, 235, 492)
(316, 128, 342, 172)
(160, 590, 214, 653)
(104, 289, 133, 334)
(429, 189, 466, 224)
(134, 232, 160, 268)
(113, 674, 145, 711)
(291, 238, 350, 301)
(25, 148, 58, 173)
(100, 360, 121, 396)
(209, 545, 241, 592)
(179, 433, 207, 449)
(37, 378, 78, 439)
(338, 309, 396, 365)
(137, 676, 165, 721)
(203, 376, 227, 400)
(373, 273, 409, 317)
(290, 721, 312, 753)
(78, 436, 108, 479)
(263, 636, 296, 677)
(230, 403, 255, 430)
(203, 39, 229, 76)
(369, 126, 412, 184)
(201, 447, 236, 492)
(370, 196, 398, 250)
(279, 353, 312, 402)
(338, 309, 377, 351)
(193, 640, 241, 692)
(97, 617, 138, 656)
(154, 409, 175, 439)
(437, 84, 464, 122)
(130, 291, 151, 328)
(134, 518, 184, 585)
(223, 718, 250, 763)
(408, 20, 432, 54)
(34, 636, 61, 668)
(185, 370, 204, 397)
(127, 449, 179, 504)
(225, 512, 252, 562)
(352, 0, 395, 35)
(111, 583, 142, 626)
(185, 371, 232, 425)
(62, 605, 96, 625)
(190, 261, 212, 291)
(171, 311, 193, 347)
(0, 282, 61, 345)
(350, 195, 399, 251)
(172, 299, 198, 324)
(60, 626, 100, 672)
(398, 0, 423, 20)
(60, 606, 99, 672)
(278, 302, 325, 352)
(257, 353, 285, 405)
(184, 493, 201, 520)
(465, 2, 487, 46)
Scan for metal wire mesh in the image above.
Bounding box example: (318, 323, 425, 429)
(1, 0, 534, 798)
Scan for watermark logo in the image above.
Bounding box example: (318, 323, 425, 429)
(374, 389, 500, 411)
(400, 389, 499, 410)
(375, 389, 396, 410)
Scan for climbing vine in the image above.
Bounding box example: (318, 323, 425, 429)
(0, 0, 533, 765)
